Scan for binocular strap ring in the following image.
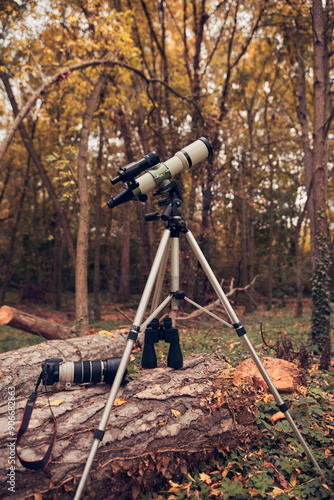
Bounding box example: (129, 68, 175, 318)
(16, 372, 57, 471)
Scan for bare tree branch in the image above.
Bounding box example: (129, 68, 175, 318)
(0, 59, 203, 163)
(175, 275, 259, 321)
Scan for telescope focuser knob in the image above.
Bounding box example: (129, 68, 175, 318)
(145, 212, 161, 221)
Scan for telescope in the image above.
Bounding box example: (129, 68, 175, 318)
(107, 137, 213, 209)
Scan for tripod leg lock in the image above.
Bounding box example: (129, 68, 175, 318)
(93, 429, 105, 441)
(233, 322, 246, 337)
(128, 326, 140, 342)
(278, 402, 288, 413)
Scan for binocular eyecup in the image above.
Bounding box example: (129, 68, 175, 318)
(141, 317, 183, 370)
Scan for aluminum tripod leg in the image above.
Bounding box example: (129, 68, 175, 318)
(185, 230, 323, 475)
(74, 229, 172, 500)
(151, 239, 170, 313)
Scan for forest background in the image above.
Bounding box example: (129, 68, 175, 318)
(0, 0, 333, 365)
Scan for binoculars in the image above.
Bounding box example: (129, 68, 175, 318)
(141, 317, 183, 370)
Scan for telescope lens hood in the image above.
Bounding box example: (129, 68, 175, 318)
(199, 137, 213, 157)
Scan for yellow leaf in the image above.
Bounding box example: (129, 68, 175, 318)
(269, 411, 285, 424)
(130, 355, 135, 362)
(99, 330, 115, 338)
(248, 488, 259, 497)
(232, 372, 243, 387)
(290, 468, 300, 487)
(168, 480, 191, 493)
(171, 409, 181, 418)
(45, 399, 64, 407)
(268, 487, 285, 498)
(263, 394, 271, 403)
(199, 473, 211, 485)
(229, 341, 240, 351)
(114, 398, 127, 406)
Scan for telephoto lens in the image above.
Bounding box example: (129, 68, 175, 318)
(42, 357, 127, 386)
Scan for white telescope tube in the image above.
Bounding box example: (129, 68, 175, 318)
(107, 137, 212, 209)
(133, 137, 212, 197)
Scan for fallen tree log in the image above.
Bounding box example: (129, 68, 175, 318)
(0, 332, 129, 401)
(0, 305, 75, 340)
(0, 352, 260, 500)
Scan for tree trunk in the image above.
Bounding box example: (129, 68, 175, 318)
(239, 159, 248, 311)
(53, 214, 63, 310)
(0, 306, 74, 340)
(267, 158, 274, 311)
(75, 73, 108, 336)
(117, 108, 135, 301)
(93, 121, 104, 321)
(0, 352, 259, 500)
(310, 0, 331, 361)
(295, 24, 315, 264)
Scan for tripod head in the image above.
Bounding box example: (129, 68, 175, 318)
(144, 180, 184, 223)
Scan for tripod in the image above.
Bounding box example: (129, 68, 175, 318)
(74, 183, 323, 499)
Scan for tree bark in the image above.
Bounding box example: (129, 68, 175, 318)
(0, 352, 259, 500)
(93, 121, 104, 321)
(75, 73, 108, 336)
(239, 159, 248, 305)
(117, 108, 133, 302)
(310, 0, 332, 360)
(0, 306, 75, 341)
(295, 24, 315, 264)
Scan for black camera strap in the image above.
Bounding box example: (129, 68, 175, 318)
(16, 371, 57, 471)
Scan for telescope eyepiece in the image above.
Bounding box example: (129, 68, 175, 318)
(111, 151, 160, 185)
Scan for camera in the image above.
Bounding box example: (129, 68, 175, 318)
(41, 357, 127, 386)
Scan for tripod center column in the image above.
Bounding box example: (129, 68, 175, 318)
(170, 232, 180, 313)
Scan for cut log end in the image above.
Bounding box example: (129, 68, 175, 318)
(0, 305, 74, 340)
(0, 305, 13, 325)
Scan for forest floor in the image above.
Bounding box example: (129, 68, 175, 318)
(1, 297, 334, 499)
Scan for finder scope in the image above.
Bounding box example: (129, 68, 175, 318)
(42, 357, 127, 386)
(111, 151, 160, 185)
(107, 137, 213, 210)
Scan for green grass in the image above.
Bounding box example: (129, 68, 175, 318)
(0, 325, 45, 352)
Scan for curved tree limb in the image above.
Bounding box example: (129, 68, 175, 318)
(0, 59, 203, 163)
(175, 275, 260, 322)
